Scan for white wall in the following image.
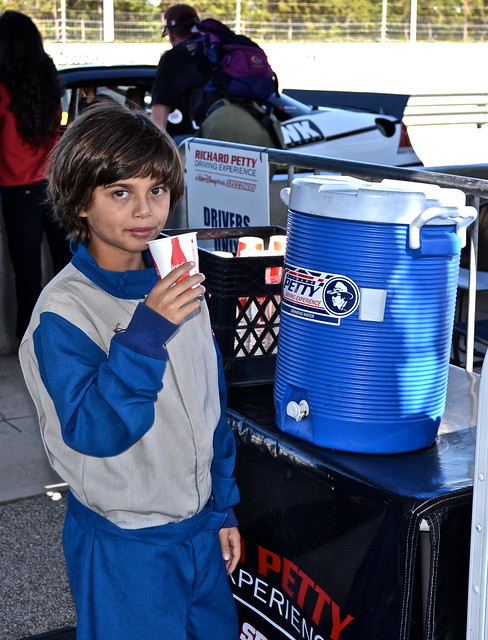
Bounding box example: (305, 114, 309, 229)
(46, 41, 488, 95)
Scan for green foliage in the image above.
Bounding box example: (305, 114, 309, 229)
(0, 0, 486, 42)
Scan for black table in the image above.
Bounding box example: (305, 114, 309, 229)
(227, 365, 478, 640)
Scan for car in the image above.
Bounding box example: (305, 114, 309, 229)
(58, 64, 421, 167)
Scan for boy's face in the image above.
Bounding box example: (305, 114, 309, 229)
(79, 176, 171, 271)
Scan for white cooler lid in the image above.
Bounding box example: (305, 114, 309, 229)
(280, 174, 477, 250)
(283, 174, 467, 225)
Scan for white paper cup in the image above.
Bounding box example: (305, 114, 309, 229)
(237, 236, 264, 257)
(262, 250, 284, 284)
(268, 235, 287, 254)
(147, 232, 199, 280)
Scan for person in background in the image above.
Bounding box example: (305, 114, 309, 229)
(151, 3, 284, 149)
(0, 10, 71, 341)
(19, 100, 241, 640)
(151, 4, 204, 143)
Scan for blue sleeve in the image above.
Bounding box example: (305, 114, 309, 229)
(222, 506, 238, 528)
(210, 338, 240, 522)
(33, 303, 178, 457)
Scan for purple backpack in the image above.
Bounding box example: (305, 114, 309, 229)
(191, 19, 278, 104)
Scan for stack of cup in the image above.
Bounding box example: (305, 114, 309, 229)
(236, 234, 286, 259)
(236, 235, 287, 284)
(264, 235, 286, 284)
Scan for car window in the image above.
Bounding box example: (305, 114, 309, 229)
(61, 83, 152, 129)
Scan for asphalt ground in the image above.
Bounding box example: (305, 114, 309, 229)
(0, 354, 76, 639)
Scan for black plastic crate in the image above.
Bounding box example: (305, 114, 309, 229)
(163, 227, 285, 386)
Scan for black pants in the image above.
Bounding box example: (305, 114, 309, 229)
(1, 181, 71, 339)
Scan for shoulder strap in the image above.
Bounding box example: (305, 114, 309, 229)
(235, 99, 285, 149)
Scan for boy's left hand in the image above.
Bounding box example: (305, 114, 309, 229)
(218, 526, 241, 575)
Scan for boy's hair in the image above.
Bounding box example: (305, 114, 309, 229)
(47, 99, 185, 243)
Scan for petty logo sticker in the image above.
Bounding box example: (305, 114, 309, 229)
(282, 265, 360, 325)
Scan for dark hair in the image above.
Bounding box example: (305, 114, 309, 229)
(0, 11, 62, 147)
(47, 99, 185, 243)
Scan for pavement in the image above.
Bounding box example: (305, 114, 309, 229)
(0, 352, 76, 639)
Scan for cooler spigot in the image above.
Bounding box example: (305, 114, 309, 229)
(286, 400, 310, 421)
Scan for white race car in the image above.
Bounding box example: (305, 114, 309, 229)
(271, 89, 421, 167)
(59, 65, 421, 167)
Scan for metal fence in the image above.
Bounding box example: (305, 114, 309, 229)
(34, 12, 488, 44)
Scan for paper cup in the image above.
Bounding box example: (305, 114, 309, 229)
(262, 250, 284, 284)
(268, 235, 287, 254)
(237, 236, 264, 257)
(147, 232, 199, 280)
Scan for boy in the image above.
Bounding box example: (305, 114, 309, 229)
(19, 100, 241, 639)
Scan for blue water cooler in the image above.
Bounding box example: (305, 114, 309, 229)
(274, 175, 477, 454)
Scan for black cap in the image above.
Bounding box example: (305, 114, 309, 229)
(162, 4, 199, 36)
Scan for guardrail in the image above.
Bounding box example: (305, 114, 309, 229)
(404, 94, 488, 128)
(178, 138, 488, 373)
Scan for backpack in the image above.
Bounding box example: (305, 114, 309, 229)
(189, 19, 279, 124)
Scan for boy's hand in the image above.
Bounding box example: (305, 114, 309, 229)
(218, 526, 241, 575)
(145, 261, 206, 325)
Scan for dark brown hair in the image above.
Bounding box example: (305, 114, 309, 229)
(0, 11, 62, 147)
(47, 99, 185, 243)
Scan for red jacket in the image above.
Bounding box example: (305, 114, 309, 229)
(0, 83, 60, 186)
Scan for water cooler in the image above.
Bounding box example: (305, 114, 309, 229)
(274, 175, 477, 454)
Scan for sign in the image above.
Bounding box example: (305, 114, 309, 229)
(185, 140, 270, 252)
(232, 540, 355, 640)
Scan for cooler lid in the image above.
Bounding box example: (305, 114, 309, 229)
(280, 175, 477, 249)
(282, 175, 467, 224)
(380, 178, 467, 209)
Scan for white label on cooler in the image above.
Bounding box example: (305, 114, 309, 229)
(281, 264, 360, 325)
(358, 288, 388, 322)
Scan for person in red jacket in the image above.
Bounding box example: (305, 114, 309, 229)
(0, 11, 71, 340)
